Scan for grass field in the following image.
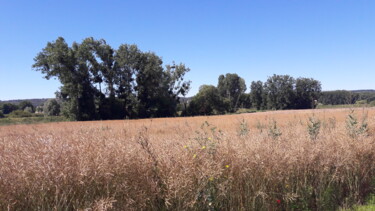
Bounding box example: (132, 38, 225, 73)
(0, 115, 66, 126)
(1, 108, 374, 210)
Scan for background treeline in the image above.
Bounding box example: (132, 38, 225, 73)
(319, 90, 375, 105)
(3, 37, 373, 121)
(185, 74, 322, 116)
(0, 99, 61, 118)
(3, 89, 374, 120)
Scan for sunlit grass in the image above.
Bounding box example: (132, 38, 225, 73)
(0, 108, 374, 210)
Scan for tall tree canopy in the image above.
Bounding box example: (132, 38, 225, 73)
(264, 74, 296, 110)
(217, 73, 246, 112)
(250, 81, 265, 110)
(33, 37, 190, 120)
(295, 77, 321, 109)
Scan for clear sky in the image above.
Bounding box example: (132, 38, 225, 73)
(0, 0, 374, 100)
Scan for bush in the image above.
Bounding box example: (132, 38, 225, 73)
(8, 110, 32, 118)
(0, 111, 4, 118)
(356, 100, 367, 105)
(43, 99, 61, 116)
(18, 101, 35, 113)
(1, 103, 18, 114)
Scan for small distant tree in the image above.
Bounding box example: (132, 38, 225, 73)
(19, 101, 35, 113)
(43, 99, 61, 116)
(1, 103, 19, 114)
(35, 105, 44, 113)
(24, 107, 33, 113)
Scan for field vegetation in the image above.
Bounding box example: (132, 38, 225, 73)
(0, 108, 375, 210)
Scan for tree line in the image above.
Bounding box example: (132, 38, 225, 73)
(0, 99, 61, 118)
(185, 74, 322, 116)
(319, 90, 375, 105)
(29, 37, 328, 120)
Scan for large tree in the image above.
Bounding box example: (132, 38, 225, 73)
(134, 53, 191, 118)
(295, 77, 321, 109)
(33, 37, 190, 120)
(33, 37, 97, 120)
(217, 73, 246, 112)
(264, 74, 296, 110)
(186, 85, 228, 116)
(114, 44, 141, 118)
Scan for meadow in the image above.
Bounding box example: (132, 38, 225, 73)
(0, 108, 374, 210)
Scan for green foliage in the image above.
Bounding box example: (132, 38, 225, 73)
(43, 99, 61, 116)
(346, 110, 368, 138)
(217, 73, 247, 112)
(0, 111, 4, 118)
(250, 76, 321, 111)
(1, 103, 19, 114)
(235, 108, 256, 114)
(33, 37, 190, 120)
(8, 110, 32, 118)
(356, 100, 367, 105)
(295, 77, 321, 109)
(0, 116, 66, 126)
(268, 119, 282, 139)
(35, 105, 44, 113)
(186, 85, 229, 116)
(340, 194, 375, 211)
(319, 90, 359, 105)
(23, 106, 33, 113)
(250, 80, 265, 110)
(18, 100, 35, 113)
(307, 116, 321, 140)
(237, 118, 250, 137)
(264, 74, 296, 110)
(238, 93, 252, 109)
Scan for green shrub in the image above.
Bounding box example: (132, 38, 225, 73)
(355, 100, 367, 105)
(268, 119, 282, 139)
(307, 116, 321, 140)
(0, 111, 4, 118)
(8, 110, 32, 118)
(346, 110, 368, 138)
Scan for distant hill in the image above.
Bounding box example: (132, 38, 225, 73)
(350, 89, 375, 93)
(0, 98, 51, 107)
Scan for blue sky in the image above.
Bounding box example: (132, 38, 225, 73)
(0, 0, 374, 100)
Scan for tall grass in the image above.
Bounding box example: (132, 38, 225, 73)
(0, 108, 374, 210)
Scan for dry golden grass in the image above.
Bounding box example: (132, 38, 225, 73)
(0, 108, 375, 210)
